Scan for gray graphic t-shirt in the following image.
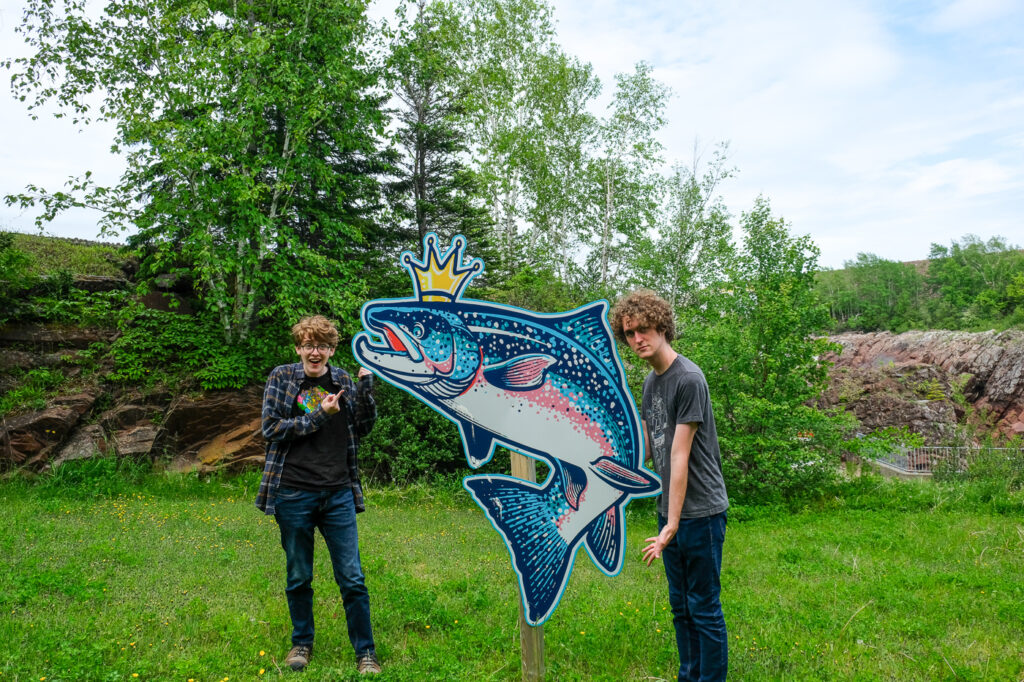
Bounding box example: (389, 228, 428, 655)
(641, 355, 729, 519)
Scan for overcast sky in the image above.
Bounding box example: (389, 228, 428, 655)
(2, 0, 1021, 269)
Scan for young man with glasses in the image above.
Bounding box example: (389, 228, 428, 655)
(255, 315, 381, 674)
(610, 290, 729, 682)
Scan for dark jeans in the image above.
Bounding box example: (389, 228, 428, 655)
(659, 511, 728, 682)
(274, 486, 375, 657)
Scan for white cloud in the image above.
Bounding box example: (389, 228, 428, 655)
(926, 0, 1019, 32)
(3, 0, 1022, 266)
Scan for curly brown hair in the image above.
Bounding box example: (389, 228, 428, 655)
(291, 315, 340, 347)
(609, 289, 675, 344)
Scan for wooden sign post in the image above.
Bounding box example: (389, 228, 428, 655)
(511, 451, 545, 682)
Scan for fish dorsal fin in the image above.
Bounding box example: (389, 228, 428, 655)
(585, 504, 623, 574)
(483, 354, 555, 391)
(458, 420, 497, 468)
(558, 460, 590, 511)
(550, 301, 618, 370)
(589, 456, 661, 494)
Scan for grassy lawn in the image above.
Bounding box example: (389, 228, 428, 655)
(6, 232, 126, 278)
(1, 474, 1021, 681)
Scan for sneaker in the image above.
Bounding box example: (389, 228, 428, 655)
(285, 644, 312, 671)
(357, 652, 381, 674)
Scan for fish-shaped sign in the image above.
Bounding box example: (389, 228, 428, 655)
(353, 233, 660, 625)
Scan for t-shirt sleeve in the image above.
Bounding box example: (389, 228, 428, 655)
(674, 371, 707, 425)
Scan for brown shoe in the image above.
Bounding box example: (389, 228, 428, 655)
(285, 644, 312, 671)
(357, 652, 381, 674)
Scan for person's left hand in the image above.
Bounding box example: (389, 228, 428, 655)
(642, 524, 677, 566)
(358, 367, 371, 379)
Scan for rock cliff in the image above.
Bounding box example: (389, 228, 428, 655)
(822, 330, 1024, 442)
(4, 309, 1022, 472)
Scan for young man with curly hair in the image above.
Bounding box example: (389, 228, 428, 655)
(610, 290, 729, 682)
(255, 315, 382, 675)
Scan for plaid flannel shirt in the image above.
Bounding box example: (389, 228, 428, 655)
(255, 362, 377, 516)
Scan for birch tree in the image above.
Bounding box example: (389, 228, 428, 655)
(5, 0, 389, 343)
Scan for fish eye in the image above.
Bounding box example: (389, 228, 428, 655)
(412, 323, 425, 338)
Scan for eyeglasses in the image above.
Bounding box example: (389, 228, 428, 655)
(300, 344, 333, 352)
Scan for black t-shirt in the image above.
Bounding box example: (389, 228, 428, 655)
(280, 371, 351, 491)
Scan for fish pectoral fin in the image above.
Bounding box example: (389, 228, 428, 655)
(585, 504, 624, 574)
(482, 354, 556, 391)
(589, 457, 661, 494)
(459, 420, 496, 468)
(557, 460, 589, 511)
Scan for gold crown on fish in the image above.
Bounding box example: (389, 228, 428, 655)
(402, 233, 483, 302)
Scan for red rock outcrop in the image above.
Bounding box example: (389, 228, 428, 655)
(824, 330, 1024, 441)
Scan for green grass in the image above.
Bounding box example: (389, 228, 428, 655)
(1, 472, 1022, 681)
(6, 231, 127, 277)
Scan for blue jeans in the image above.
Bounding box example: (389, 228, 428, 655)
(659, 511, 728, 682)
(274, 486, 375, 656)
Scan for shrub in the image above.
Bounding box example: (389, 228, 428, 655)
(359, 383, 467, 482)
(0, 367, 66, 417)
(0, 232, 37, 323)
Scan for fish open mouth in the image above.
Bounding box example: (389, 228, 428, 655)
(364, 320, 423, 363)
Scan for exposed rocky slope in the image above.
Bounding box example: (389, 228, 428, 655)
(821, 330, 1024, 443)
(0, 276, 263, 473)
(4, 305, 1023, 472)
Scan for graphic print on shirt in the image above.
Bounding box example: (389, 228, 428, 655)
(296, 385, 330, 414)
(649, 390, 669, 475)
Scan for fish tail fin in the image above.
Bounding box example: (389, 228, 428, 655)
(584, 502, 625, 574)
(463, 474, 575, 626)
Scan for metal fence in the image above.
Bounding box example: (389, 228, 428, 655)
(872, 446, 1020, 475)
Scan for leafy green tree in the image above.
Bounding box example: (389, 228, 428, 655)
(456, 0, 557, 274)
(629, 142, 735, 310)
(926, 235, 1024, 329)
(517, 51, 600, 281)
(586, 62, 669, 293)
(682, 197, 851, 502)
(5, 0, 390, 344)
(815, 253, 926, 332)
(454, 0, 603, 285)
(387, 0, 492, 254)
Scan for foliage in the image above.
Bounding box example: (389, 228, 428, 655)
(0, 367, 66, 418)
(5, 0, 391, 345)
(932, 434, 1024, 506)
(358, 383, 467, 482)
(816, 234, 1024, 332)
(586, 61, 669, 292)
(815, 253, 927, 332)
(680, 197, 851, 504)
(105, 300, 291, 390)
(0, 232, 38, 323)
(387, 0, 493, 253)
(925, 234, 1024, 329)
(628, 143, 735, 309)
(4, 232, 126, 278)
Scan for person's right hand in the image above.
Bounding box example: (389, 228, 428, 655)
(321, 388, 345, 415)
